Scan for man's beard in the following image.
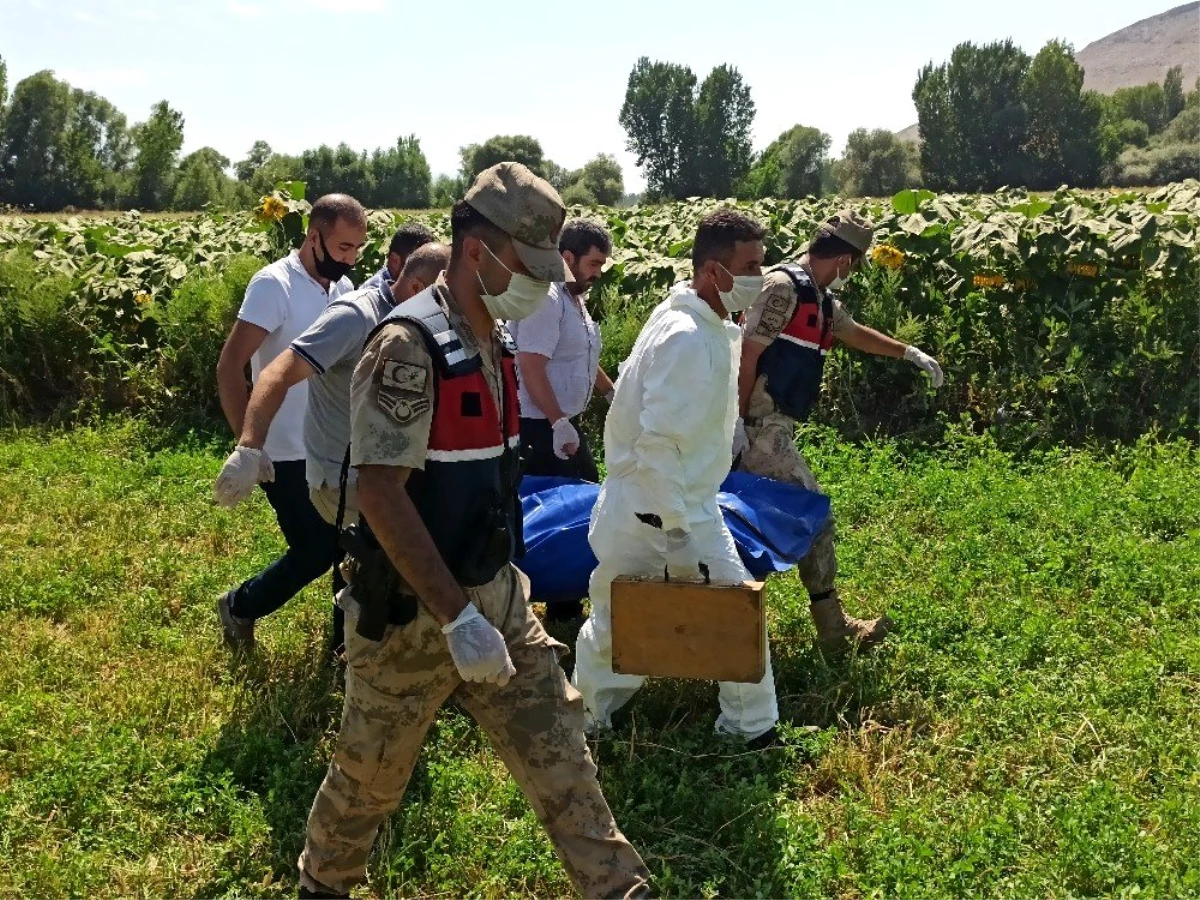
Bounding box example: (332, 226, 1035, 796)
(567, 278, 594, 296)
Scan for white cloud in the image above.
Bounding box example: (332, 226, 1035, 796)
(74, 9, 98, 21)
(307, 0, 384, 12)
(123, 7, 160, 20)
(229, 0, 262, 15)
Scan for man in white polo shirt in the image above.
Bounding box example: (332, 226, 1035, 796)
(213, 193, 367, 652)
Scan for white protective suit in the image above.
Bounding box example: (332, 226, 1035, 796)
(573, 283, 779, 739)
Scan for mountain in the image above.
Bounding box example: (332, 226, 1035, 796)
(895, 3, 1200, 143)
(1076, 2, 1199, 94)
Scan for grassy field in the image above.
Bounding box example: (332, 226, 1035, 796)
(1, 421, 1196, 898)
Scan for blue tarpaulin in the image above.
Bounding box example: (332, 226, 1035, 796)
(516, 472, 831, 602)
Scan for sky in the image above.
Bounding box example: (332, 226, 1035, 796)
(0, 0, 1160, 192)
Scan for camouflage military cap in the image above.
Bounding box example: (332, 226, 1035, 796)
(815, 209, 875, 253)
(464, 162, 570, 282)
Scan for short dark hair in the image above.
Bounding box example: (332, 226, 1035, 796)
(400, 241, 450, 284)
(309, 193, 367, 232)
(809, 232, 863, 262)
(692, 209, 766, 271)
(559, 218, 612, 259)
(389, 221, 437, 258)
(450, 200, 506, 252)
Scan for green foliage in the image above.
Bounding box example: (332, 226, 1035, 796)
(459, 134, 546, 182)
(913, 40, 1031, 191)
(0, 424, 1195, 896)
(1108, 82, 1170, 135)
(1164, 65, 1186, 121)
(836, 128, 918, 198)
(740, 125, 831, 200)
(1019, 42, 1103, 189)
(131, 100, 185, 211)
(620, 58, 755, 200)
(3, 182, 1198, 444)
(572, 153, 625, 206)
(430, 173, 465, 208)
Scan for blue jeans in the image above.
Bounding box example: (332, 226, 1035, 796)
(229, 459, 345, 647)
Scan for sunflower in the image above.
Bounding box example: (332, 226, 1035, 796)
(871, 243, 905, 271)
(1067, 261, 1099, 278)
(134, 291, 152, 306)
(258, 195, 288, 222)
(972, 273, 1006, 288)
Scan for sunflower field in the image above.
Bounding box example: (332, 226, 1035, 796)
(1, 181, 1196, 444)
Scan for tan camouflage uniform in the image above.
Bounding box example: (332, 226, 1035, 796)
(298, 281, 650, 899)
(738, 262, 856, 596)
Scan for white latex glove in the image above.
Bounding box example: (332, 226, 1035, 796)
(442, 602, 516, 686)
(551, 417, 580, 459)
(732, 417, 750, 458)
(665, 528, 705, 582)
(214, 446, 274, 508)
(904, 345, 944, 388)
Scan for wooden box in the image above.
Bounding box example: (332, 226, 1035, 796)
(610, 576, 767, 684)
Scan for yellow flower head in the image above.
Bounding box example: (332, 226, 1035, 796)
(973, 273, 1006, 288)
(258, 195, 288, 222)
(1067, 261, 1099, 278)
(871, 243, 905, 271)
(134, 291, 152, 306)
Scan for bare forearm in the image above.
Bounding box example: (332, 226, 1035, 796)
(838, 323, 907, 358)
(217, 367, 251, 438)
(738, 342, 766, 416)
(520, 356, 567, 422)
(594, 367, 615, 396)
(239, 373, 290, 450)
(358, 467, 469, 626)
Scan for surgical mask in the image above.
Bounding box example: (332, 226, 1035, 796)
(828, 259, 852, 291)
(716, 263, 765, 313)
(477, 242, 551, 321)
(313, 231, 354, 282)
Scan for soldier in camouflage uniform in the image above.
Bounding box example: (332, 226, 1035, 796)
(734, 211, 944, 650)
(297, 163, 650, 899)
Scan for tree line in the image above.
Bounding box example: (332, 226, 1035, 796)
(0, 39, 1195, 213)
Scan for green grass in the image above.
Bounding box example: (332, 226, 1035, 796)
(0, 420, 1196, 898)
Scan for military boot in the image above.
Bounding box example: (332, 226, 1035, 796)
(809, 591, 893, 652)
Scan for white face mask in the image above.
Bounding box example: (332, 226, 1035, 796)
(828, 258, 852, 290)
(716, 263, 765, 313)
(477, 242, 551, 321)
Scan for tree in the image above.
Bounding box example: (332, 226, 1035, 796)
(131, 100, 184, 210)
(541, 160, 573, 193)
(300, 142, 373, 201)
(1108, 83, 1169, 135)
(459, 135, 545, 183)
(431, 173, 464, 208)
(838, 128, 917, 197)
(692, 64, 755, 196)
(1019, 41, 1102, 188)
(1164, 65, 1186, 121)
(369, 135, 431, 208)
(574, 154, 624, 206)
(739, 125, 830, 199)
(172, 147, 231, 210)
(235, 140, 272, 183)
(619, 58, 699, 199)
(0, 71, 72, 208)
(561, 181, 597, 206)
(913, 40, 1031, 190)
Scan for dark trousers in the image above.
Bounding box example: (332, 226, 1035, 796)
(518, 416, 600, 483)
(519, 416, 597, 621)
(230, 459, 345, 648)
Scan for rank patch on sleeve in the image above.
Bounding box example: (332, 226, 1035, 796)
(380, 359, 428, 393)
(376, 392, 431, 425)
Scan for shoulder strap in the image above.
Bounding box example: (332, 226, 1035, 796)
(771, 264, 834, 338)
(364, 286, 479, 377)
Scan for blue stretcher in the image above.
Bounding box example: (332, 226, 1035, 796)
(515, 472, 832, 603)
